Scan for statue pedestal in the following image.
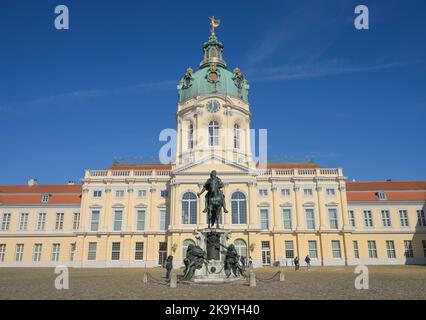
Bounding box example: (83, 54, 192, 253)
(191, 228, 245, 283)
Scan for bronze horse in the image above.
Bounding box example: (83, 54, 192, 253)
(207, 178, 222, 228)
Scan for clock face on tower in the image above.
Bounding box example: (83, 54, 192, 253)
(206, 100, 220, 113)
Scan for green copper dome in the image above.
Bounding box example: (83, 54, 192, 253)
(177, 33, 249, 103)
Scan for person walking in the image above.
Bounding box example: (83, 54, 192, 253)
(305, 254, 311, 270)
(165, 255, 173, 280)
(294, 256, 299, 271)
(248, 256, 253, 269)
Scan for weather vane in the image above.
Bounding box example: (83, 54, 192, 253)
(209, 16, 220, 35)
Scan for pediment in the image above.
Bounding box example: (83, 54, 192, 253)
(173, 155, 250, 176)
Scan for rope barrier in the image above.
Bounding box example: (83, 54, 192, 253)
(142, 272, 169, 285)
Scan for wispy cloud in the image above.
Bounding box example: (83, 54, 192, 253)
(247, 1, 346, 66)
(0, 79, 176, 113)
(249, 60, 416, 82)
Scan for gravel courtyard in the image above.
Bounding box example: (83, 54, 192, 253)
(0, 265, 425, 300)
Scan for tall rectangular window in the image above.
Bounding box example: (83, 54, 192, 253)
(115, 190, 125, 198)
(363, 210, 374, 227)
(33, 244, 42, 262)
(284, 240, 294, 259)
(261, 241, 271, 265)
(381, 210, 392, 227)
(87, 242, 97, 260)
(353, 240, 359, 259)
(260, 209, 269, 230)
(137, 190, 147, 198)
(91, 210, 100, 231)
(386, 240, 396, 258)
(93, 190, 102, 198)
(328, 208, 338, 229)
(331, 240, 341, 258)
(417, 210, 426, 227)
(305, 208, 315, 229)
(303, 188, 313, 196)
(55, 213, 64, 231)
(188, 123, 194, 149)
(70, 243, 76, 261)
(51, 244, 60, 262)
(15, 244, 24, 262)
(1, 213, 11, 231)
(159, 208, 168, 231)
(282, 209, 292, 230)
(73, 213, 80, 230)
(0, 244, 6, 262)
(19, 213, 29, 230)
(111, 242, 121, 261)
(113, 210, 123, 231)
(281, 188, 290, 196)
(308, 240, 318, 258)
(399, 210, 409, 227)
(136, 210, 146, 231)
(368, 240, 378, 258)
(404, 240, 414, 258)
(135, 242, 144, 260)
(158, 242, 167, 266)
(348, 210, 356, 227)
(422, 240, 426, 258)
(259, 189, 268, 197)
(326, 188, 336, 196)
(37, 213, 47, 231)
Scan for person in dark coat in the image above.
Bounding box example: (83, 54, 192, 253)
(305, 255, 311, 270)
(294, 256, 299, 271)
(165, 255, 173, 280)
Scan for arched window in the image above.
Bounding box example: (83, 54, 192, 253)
(234, 239, 247, 259)
(188, 123, 194, 149)
(231, 192, 247, 224)
(182, 192, 197, 224)
(182, 239, 196, 261)
(208, 121, 219, 146)
(233, 123, 240, 149)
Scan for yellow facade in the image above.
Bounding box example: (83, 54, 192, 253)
(1, 28, 426, 268)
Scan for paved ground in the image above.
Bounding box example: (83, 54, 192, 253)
(0, 265, 425, 299)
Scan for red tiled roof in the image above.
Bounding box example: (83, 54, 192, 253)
(0, 184, 82, 205)
(347, 181, 426, 202)
(0, 185, 82, 194)
(346, 181, 426, 191)
(0, 194, 81, 205)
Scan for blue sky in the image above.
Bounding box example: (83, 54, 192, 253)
(0, 0, 425, 185)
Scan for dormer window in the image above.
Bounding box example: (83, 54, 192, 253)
(41, 194, 50, 203)
(378, 191, 387, 200)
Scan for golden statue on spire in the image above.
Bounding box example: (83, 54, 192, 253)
(209, 16, 220, 35)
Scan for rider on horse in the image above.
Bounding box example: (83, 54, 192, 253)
(197, 170, 229, 214)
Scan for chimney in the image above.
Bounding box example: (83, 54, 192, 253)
(67, 180, 76, 185)
(27, 178, 38, 187)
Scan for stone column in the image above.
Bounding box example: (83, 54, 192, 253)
(339, 184, 350, 266)
(247, 181, 258, 229)
(126, 183, 134, 232)
(293, 185, 303, 230)
(316, 185, 327, 266)
(148, 186, 156, 230)
(103, 187, 112, 232)
(272, 184, 281, 231)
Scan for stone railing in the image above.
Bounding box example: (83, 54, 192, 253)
(85, 169, 172, 179)
(256, 168, 342, 178)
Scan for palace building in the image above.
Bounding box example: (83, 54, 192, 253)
(1, 25, 425, 268)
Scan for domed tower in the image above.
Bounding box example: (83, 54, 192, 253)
(175, 18, 254, 169)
